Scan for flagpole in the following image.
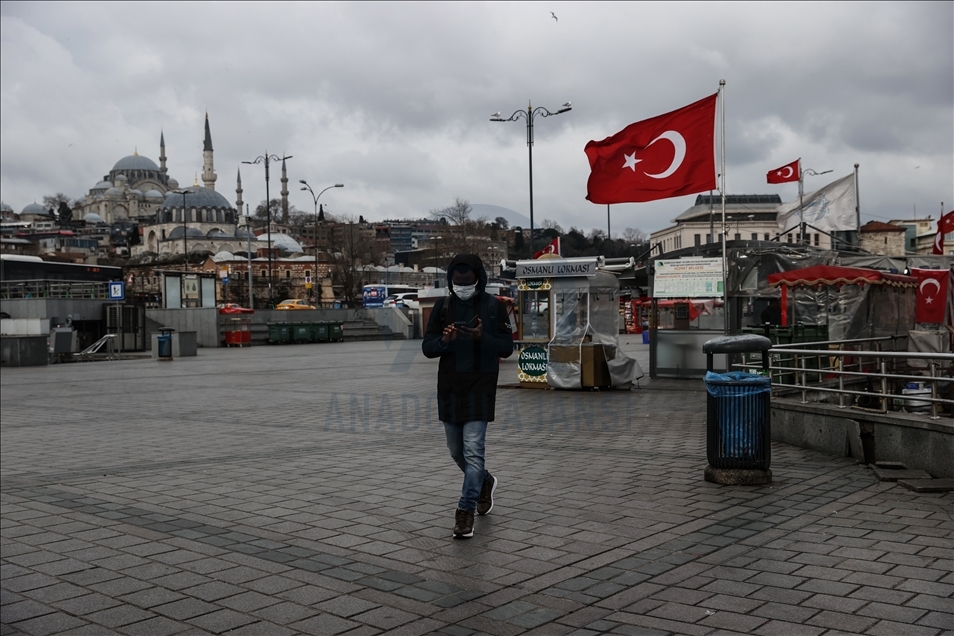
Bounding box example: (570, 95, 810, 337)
(607, 204, 611, 239)
(719, 79, 728, 334)
(797, 157, 804, 245)
(853, 163, 861, 249)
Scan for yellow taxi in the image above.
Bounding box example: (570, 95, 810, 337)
(276, 299, 316, 310)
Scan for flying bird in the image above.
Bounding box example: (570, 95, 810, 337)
(551, 11, 558, 21)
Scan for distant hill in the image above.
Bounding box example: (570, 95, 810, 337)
(467, 203, 530, 229)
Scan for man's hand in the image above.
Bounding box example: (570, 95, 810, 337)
(441, 325, 457, 345)
(456, 318, 482, 342)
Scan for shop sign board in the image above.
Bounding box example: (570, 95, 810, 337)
(516, 258, 597, 279)
(517, 345, 548, 383)
(653, 257, 724, 298)
(518, 278, 551, 291)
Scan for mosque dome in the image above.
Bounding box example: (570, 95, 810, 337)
(144, 189, 164, 201)
(167, 226, 208, 240)
(84, 213, 106, 224)
(112, 154, 160, 172)
(167, 178, 179, 189)
(0, 202, 13, 213)
(104, 187, 124, 198)
(21, 202, 49, 216)
(235, 226, 256, 240)
(159, 186, 232, 211)
(93, 180, 112, 190)
(206, 229, 234, 239)
(128, 189, 143, 200)
(262, 232, 303, 253)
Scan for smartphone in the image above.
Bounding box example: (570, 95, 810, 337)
(454, 316, 478, 329)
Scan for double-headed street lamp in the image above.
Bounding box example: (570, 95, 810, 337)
(300, 181, 344, 304)
(491, 100, 571, 251)
(242, 152, 292, 308)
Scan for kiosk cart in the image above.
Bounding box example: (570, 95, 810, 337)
(514, 256, 643, 389)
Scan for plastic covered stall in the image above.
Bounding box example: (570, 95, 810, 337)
(514, 257, 643, 390)
(767, 265, 917, 341)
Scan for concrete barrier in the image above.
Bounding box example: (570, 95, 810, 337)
(772, 399, 954, 479)
(1, 335, 49, 367)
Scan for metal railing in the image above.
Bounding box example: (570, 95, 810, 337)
(74, 334, 119, 361)
(740, 342, 953, 420)
(1, 280, 112, 300)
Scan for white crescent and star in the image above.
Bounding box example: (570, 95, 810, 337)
(620, 130, 686, 179)
(920, 278, 940, 296)
(780, 166, 794, 178)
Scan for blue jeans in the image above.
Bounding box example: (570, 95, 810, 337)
(443, 420, 487, 511)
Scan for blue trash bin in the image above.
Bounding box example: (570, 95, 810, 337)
(157, 328, 174, 360)
(702, 334, 773, 471)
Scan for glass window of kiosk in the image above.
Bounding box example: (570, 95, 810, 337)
(519, 290, 551, 341)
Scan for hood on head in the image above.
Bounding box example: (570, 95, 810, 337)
(446, 253, 487, 291)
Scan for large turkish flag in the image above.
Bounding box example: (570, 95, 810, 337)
(911, 268, 949, 324)
(585, 94, 717, 204)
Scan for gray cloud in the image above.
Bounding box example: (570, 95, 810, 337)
(1, 2, 950, 234)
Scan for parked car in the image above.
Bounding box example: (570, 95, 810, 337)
(276, 299, 316, 310)
(217, 303, 254, 314)
(383, 292, 419, 310)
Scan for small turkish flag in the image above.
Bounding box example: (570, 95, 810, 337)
(584, 94, 717, 204)
(534, 237, 560, 259)
(932, 210, 954, 255)
(911, 268, 949, 324)
(767, 159, 800, 184)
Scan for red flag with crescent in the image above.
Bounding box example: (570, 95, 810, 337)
(767, 159, 800, 184)
(584, 94, 717, 204)
(911, 268, 949, 324)
(932, 210, 954, 255)
(534, 237, 561, 259)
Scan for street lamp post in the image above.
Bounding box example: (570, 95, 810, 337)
(491, 100, 571, 253)
(172, 189, 190, 271)
(300, 181, 343, 306)
(243, 153, 292, 308)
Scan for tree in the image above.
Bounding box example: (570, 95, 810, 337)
(494, 216, 510, 231)
(540, 218, 564, 234)
(622, 227, 648, 243)
(56, 201, 73, 227)
(43, 193, 75, 211)
(254, 199, 298, 222)
(327, 216, 379, 307)
(429, 197, 490, 257)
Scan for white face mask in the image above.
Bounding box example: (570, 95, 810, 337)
(453, 283, 477, 300)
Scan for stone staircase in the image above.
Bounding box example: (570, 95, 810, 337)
(342, 319, 406, 342)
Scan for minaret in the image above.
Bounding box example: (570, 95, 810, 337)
(235, 168, 243, 217)
(280, 156, 289, 224)
(202, 113, 217, 190)
(159, 131, 167, 176)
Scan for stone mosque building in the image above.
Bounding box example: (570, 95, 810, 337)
(72, 114, 278, 258)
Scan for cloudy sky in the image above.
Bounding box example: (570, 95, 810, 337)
(1, 2, 951, 236)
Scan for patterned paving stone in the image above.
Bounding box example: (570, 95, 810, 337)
(3, 341, 952, 635)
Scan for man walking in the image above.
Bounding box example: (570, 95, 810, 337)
(422, 254, 515, 538)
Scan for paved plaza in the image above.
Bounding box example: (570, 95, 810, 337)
(2, 339, 952, 636)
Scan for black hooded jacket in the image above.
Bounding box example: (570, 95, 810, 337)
(422, 254, 515, 423)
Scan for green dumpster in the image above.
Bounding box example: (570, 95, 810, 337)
(329, 321, 344, 342)
(314, 322, 330, 342)
(292, 322, 311, 343)
(268, 322, 291, 344)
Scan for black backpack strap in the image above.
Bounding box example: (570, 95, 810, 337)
(437, 293, 455, 328)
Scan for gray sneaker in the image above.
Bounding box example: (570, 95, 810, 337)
(476, 473, 497, 516)
(453, 508, 475, 539)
